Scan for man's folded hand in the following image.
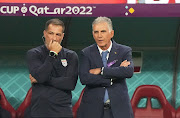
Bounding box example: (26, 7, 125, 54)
(120, 60, 130, 67)
(29, 74, 38, 84)
(89, 68, 101, 75)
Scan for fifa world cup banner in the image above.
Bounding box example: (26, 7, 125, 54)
(0, 0, 180, 17)
(0, 0, 180, 4)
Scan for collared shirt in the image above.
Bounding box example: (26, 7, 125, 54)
(97, 40, 112, 60)
(97, 41, 112, 75)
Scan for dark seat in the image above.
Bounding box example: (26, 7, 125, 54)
(131, 85, 175, 118)
(0, 88, 16, 118)
(16, 87, 32, 118)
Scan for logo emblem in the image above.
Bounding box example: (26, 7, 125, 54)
(61, 59, 67, 67)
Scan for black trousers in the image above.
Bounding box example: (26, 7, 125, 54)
(103, 108, 114, 118)
(0, 107, 11, 118)
(24, 106, 73, 118)
(31, 117, 72, 118)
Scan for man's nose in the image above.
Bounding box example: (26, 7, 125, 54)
(52, 35, 57, 41)
(98, 32, 102, 37)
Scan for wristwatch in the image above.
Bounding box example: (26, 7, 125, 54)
(101, 67, 104, 75)
(49, 51, 57, 58)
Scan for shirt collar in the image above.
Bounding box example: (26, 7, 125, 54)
(97, 40, 112, 55)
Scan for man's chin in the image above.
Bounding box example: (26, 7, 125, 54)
(98, 45, 106, 49)
(97, 43, 105, 47)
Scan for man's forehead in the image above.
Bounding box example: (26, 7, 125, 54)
(46, 29, 63, 33)
(93, 26, 108, 31)
(46, 25, 63, 33)
(93, 23, 108, 29)
(93, 29, 107, 32)
(48, 23, 61, 27)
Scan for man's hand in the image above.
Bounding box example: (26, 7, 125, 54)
(89, 68, 101, 75)
(48, 40, 62, 54)
(29, 74, 38, 84)
(89, 60, 130, 75)
(120, 60, 130, 67)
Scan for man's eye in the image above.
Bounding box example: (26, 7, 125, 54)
(57, 34, 61, 36)
(48, 32, 53, 35)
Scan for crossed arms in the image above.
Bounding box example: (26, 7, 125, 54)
(27, 49, 78, 91)
(79, 48, 134, 87)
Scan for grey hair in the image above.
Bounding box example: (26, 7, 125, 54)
(92, 17, 113, 32)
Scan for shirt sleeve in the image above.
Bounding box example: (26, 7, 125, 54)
(26, 49, 55, 83)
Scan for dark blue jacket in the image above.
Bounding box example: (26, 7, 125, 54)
(77, 40, 134, 118)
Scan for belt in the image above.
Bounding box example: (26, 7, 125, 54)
(104, 101, 111, 109)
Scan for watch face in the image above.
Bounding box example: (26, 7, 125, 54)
(49, 52, 56, 57)
(50, 52, 54, 56)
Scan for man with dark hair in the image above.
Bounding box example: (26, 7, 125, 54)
(26, 18, 78, 118)
(77, 17, 134, 118)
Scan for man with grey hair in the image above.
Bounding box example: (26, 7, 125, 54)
(77, 17, 134, 118)
(26, 18, 78, 118)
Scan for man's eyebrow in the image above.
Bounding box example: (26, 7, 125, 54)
(56, 33, 62, 36)
(93, 31, 99, 33)
(101, 30, 106, 32)
(48, 31, 53, 34)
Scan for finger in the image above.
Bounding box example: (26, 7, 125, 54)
(125, 63, 130, 67)
(50, 39, 53, 43)
(30, 79, 34, 84)
(33, 79, 38, 83)
(126, 61, 130, 65)
(31, 77, 35, 80)
(30, 75, 34, 80)
(32, 79, 37, 83)
(29, 76, 33, 80)
(49, 40, 53, 47)
(56, 41, 61, 46)
(31, 77, 36, 81)
(89, 69, 95, 74)
(31, 80, 35, 84)
(124, 61, 130, 64)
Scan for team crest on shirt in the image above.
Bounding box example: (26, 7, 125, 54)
(61, 59, 67, 67)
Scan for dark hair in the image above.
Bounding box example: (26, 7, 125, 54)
(45, 18, 65, 32)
